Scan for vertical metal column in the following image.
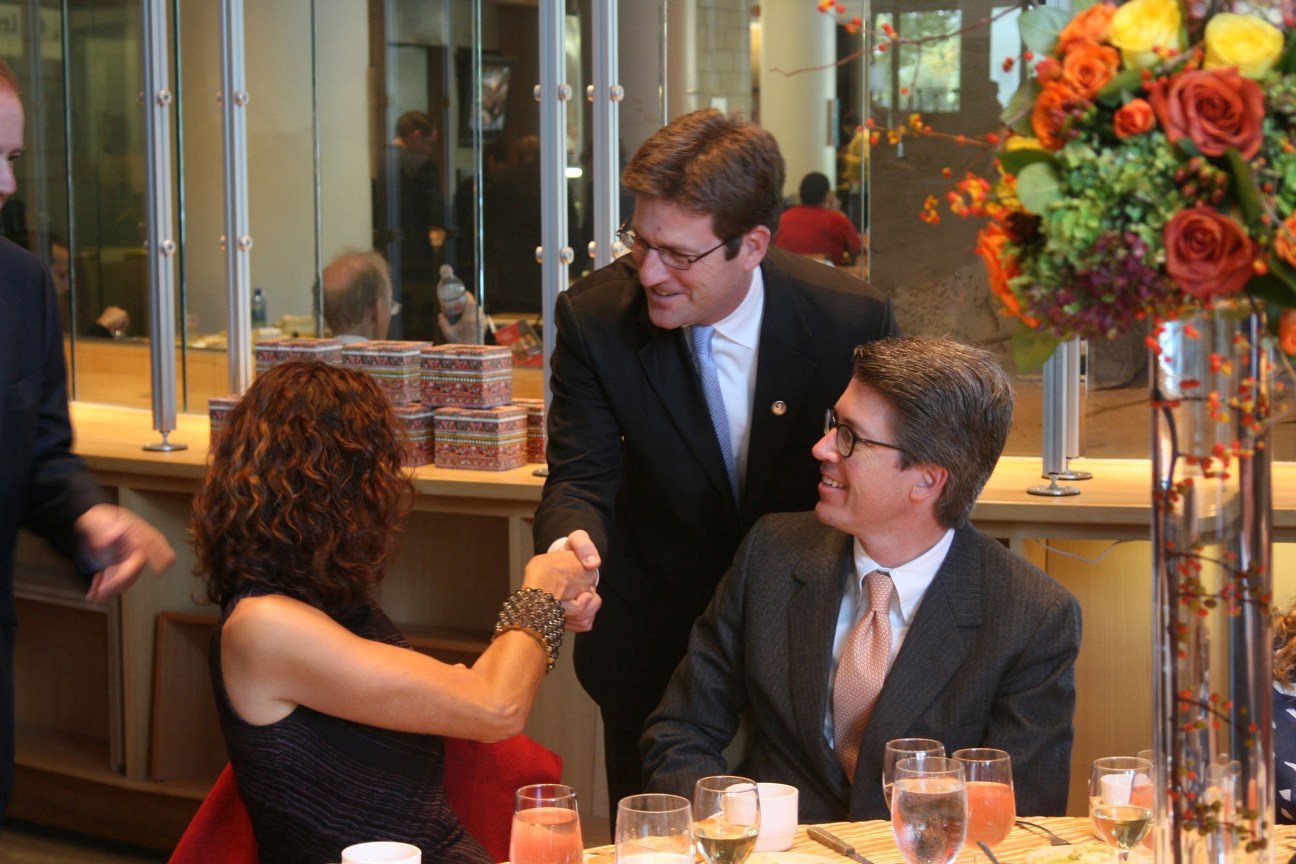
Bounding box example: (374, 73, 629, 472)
(141, 0, 186, 451)
(538, 0, 571, 406)
(589, 0, 621, 271)
(220, 0, 253, 394)
(1028, 341, 1078, 497)
(1059, 337, 1092, 481)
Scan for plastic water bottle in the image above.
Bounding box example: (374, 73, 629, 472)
(436, 265, 467, 325)
(252, 287, 267, 328)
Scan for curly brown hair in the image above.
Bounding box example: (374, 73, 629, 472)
(193, 361, 412, 616)
(1275, 601, 1296, 685)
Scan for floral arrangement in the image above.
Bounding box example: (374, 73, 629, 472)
(934, 0, 1296, 369)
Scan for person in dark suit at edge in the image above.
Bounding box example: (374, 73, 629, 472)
(531, 108, 899, 820)
(642, 337, 1082, 820)
(0, 59, 176, 820)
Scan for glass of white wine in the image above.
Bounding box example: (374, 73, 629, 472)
(693, 775, 761, 864)
(615, 793, 693, 864)
(891, 756, 968, 864)
(1092, 803, 1153, 863)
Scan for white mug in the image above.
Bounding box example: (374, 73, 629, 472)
(754, 782, 799, 852)
(336, 841, 422, 864)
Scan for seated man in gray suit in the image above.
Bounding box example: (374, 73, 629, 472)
(642, 336, 1081, 821)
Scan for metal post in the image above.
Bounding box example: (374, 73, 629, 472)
(1057, 337, 1092, 481)
(1028, 341, 1078, 497)
(220, 0, 253, 394)
(538, 0, 570, 410)
(589, 0, 621, 271)
(141, 0, 186, 451)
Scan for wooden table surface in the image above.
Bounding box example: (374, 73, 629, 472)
(581, 816, 1296, 864)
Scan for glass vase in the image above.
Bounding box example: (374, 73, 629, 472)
(1151, 299, 1274, 864)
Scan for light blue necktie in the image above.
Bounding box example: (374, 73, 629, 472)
(691, 325, 740, 502)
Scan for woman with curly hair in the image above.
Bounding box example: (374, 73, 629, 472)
(1274, 602, 1296, 825)
(193, 361, 596, 863)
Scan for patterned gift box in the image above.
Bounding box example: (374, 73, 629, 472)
(512, 397, 547, 464)
(433, 405, 527, 471)
(254, 337, 343, 374)
(420, 344, 513, 408)
(393, 402, 437, 468)
(208, 394, 241, 450)
(342, 340, 429, 406)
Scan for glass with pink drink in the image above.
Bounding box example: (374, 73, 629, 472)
(510, 783, 583, 864)
(953, 748, 1016, 852)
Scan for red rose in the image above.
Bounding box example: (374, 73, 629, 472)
(1060, 40, 1121, 101)
(1114, 98, 1156, 138)
(1164, 206, 1258, 299)
(1147, 68, 1265, 159)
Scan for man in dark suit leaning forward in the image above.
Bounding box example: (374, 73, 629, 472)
(642, 337, 1082, 820)
(533, 109, 898, 815)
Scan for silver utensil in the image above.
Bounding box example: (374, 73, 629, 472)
(807, 825, 876, 864)
(1015, 820, 1072, 846)
(979, 841, 1003, 864)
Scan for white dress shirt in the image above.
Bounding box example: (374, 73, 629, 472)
(822, 528, 956, 747)
(688, 267, 765, 496)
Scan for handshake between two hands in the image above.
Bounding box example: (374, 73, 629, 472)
(524, 529, 602, 633)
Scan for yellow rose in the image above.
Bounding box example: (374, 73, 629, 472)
(1109, 0, 1185, 70)
(1204, 13, 1283, 79)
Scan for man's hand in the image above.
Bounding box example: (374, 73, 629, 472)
(75, 504, 177, 603)
(528, 530, 604, 632)
(96, 306, 130, 337)
(438, 291, 488, 344)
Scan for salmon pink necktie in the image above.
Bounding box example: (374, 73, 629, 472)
(832, 568, 894, 779)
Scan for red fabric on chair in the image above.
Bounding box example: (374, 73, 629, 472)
(169, 763, 259, 864)
(444, 734, 564, 862)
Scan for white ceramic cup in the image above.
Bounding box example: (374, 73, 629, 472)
(338, 841, 422, 864)
(754, 782, 799, 852)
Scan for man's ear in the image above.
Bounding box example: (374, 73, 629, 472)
(911, 465, 948, 499)
(740, 225, 771, 271)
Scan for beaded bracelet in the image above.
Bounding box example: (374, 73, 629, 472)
(493, 587, 566, 673)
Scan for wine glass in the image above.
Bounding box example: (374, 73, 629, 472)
(891, 755, 968, 864)
(615, 793, 693, 864)
(953, 748, 1015, 853)
(1092, 802, 1153, 863)
(1089, 756, 1152, 844)
(883, 738, 947, 812)
(692, 775, 760, 864)
(510, 783, 583, 864)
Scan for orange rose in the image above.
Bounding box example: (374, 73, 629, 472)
(1280, 309, 1296, 356)
(1164, 206, 1258, 300)
(1035, 56, 1063, 84)
(1060, 40, 1121, 101)
(1058, 3, 1117, 53)
(1275, 213, 1296, 269)
(1147, 68, 1266, 159)
(977, 222, 1035, 324)
(1114, 98, 1156, 138)
(1031, 83, 1073, 151)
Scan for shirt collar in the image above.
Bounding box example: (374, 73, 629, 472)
(708, 266, 764, 350)
(851, 528, 956, 622)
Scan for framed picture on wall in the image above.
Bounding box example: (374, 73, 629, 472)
(457, 50, 515, 146)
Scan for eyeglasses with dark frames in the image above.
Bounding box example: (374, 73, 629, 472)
(824, 408, 910, 460)
(616, 220, 739, 271)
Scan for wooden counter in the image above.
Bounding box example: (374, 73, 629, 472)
(11, 403, 1296, 850)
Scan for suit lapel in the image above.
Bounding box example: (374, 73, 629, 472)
(743, 263, 817, 521)
(636, 310, 735, 503)
(787, 529, 855, 785)
(851, 528, 984, 800)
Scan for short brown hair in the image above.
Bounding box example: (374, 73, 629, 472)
(194, 361, 412, 616)
(322, 250, 391, 335)
(0, 60, 20, 96)
(396, 110, 433, 140)
(851, 337, 1014, 528)
(621, 109, 785, 258)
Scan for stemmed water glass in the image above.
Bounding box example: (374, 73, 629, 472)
(883, 738, 947, 812)
(615, 793, 693, 864)
(509, 783, 583, 864)
(692, 775, 761, 864)
(953, 748, 1016, 854)
(891, 756, 968, 864)
(1089, 757, 1153, 863)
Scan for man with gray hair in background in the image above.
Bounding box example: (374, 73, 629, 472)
(322, 251, 396, 344)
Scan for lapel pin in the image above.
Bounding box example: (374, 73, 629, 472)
(771, 400, 787, 416)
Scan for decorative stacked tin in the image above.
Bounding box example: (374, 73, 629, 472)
(207, 395, 242, 450)
(253, 337, 343, 375)
(512, 397, 547, 464)
(420, 344, 513, 408)
(392, 402, 437, 467)
(341, 340, 429, 406)
(433, 405, 527, 471)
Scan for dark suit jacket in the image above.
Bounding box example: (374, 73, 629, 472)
(533, 247, 898, 722)
(642, 512, 1082, 821)
(0, 236, 109, 813)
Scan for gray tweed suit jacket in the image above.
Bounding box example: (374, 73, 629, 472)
(642, 511, 1082, 822)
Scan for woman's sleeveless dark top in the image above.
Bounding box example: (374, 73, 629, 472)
(210, 586, 491, 864)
